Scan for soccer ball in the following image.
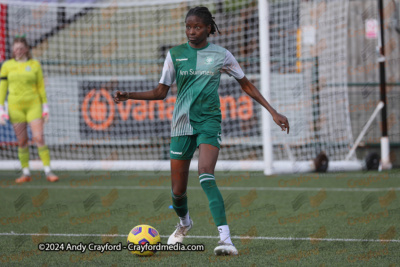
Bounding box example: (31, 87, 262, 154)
(127, 224, 161, 256)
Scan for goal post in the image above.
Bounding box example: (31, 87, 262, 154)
(259, 0, 363, 174)
(0, 0, 364, 174)
(258, 0, 273, 175)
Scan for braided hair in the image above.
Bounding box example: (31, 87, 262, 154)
(185, 6, 221, 36)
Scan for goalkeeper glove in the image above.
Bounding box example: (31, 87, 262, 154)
(42, 103, 49, 123)
(0, 105, 9, 125)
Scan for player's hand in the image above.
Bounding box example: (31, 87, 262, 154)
(272, 112, 289, 134)
(42, 112, 49, 123)
(114, 91, 129, 104)
(42, 104, 49, 123)
(0, 105, 9, 125)
(0, 113, 9, 125)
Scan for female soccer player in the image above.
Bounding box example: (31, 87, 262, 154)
(0, 37, 59, 183)
(114, 7, 289, 255)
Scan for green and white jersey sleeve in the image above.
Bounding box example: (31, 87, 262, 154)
(159, 42, 244, 137)
(159, 51, 175, 86)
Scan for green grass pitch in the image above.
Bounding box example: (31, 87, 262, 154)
(0, 169, 399, 266)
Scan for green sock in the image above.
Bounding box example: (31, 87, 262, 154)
(38, 145, 50, 167)
(18, 147, 30, 169)
(171, 191, 188, 218)
(199, 173, 227, 226)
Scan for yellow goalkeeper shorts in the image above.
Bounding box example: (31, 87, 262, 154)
(8, 98, 42, 123)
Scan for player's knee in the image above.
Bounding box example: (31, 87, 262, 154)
(33, 136, 45, 146)
(171, 186, 186, 196)
(18, 139, 28, 147)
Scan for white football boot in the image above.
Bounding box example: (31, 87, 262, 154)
(167, 218, 193, 244)
(214, 240, 238, 256)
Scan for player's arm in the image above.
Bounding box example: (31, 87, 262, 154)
(114, 51, 175, 104)
(0, 62, 9, 125)
(222, 50, 289, 133)
(36, 61, 49, 122)
(114, 83, 170, 103)
(0, 62, 8, 105)
(236, 76, 289, 134)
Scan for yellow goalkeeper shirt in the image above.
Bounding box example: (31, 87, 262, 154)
(0, 59, 47, 108)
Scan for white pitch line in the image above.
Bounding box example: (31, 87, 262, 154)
(1, 232, 400, 243)
(1, 185, 399, 192)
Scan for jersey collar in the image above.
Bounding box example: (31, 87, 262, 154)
(186, 42, 210, 50)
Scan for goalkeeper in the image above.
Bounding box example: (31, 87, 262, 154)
(0, 37, 58, 183)
(114, 7, 289, 255)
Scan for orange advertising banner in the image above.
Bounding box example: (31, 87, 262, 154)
(79, 80, 258, 139)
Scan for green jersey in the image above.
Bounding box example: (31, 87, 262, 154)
(159, 42, 244, 137)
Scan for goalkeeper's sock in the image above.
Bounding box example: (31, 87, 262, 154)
(171, 191, 189, 225)
(44, 166, 51, 176)
(38, 145, 51, 167)
(199, 173, 227, 227)
(22, 168, 31, 177)
(218, 225, 233, 245)
(18, 147, 30, 170)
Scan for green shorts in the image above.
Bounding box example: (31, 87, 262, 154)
(170, 132, 222, 160)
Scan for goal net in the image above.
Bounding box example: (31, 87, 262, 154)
(0, 0, 361, 174)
